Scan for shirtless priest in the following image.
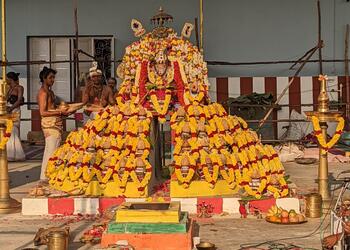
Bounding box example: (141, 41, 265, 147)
(37, 66, 76, 182)
(82, 63, 114, 123)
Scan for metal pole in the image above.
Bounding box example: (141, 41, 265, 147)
(317, 0, 323, 74)
(73, 0, 80, 101)
(1, 0, 6, 80)
(199, 0, 203, 51)
(345, 24, 350, 124)
(0, 0, 20, 214)
(319, 122, 330, 209)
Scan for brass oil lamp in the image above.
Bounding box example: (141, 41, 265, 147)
(305, 75, 343, 210)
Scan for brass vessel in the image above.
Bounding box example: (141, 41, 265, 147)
(305, 193, 322, 218)
(47, 231, 68, 250)
(196, 242, 216, 250)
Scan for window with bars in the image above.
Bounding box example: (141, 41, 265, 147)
(27, 36, 114, 109)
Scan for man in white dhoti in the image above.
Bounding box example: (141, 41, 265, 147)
(6, 72, 26, 161)
(37, 67, 72, 182)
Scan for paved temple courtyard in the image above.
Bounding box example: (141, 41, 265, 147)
(0, 160, 349, 249)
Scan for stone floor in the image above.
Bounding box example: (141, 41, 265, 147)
(1, 160, 349, 249)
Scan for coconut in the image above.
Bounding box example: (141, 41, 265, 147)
(220, 154, 227, 165)
(180, 156, 190, 175)
(137, 124, 144, 134)
(177, 106, 186, 120)
(198, 121, 205, 132)
(270, 175, 279, 185)
(136, 157, 145, 168)
(138, 107, 147, 119)
(103, 139, 111, 149)
(137, 139, 146, 150)
(181, 156, 190, 166)
(205, 156, 212, 165)
(222, 119, 229, 130)
(112, 106, 120, 115)
(124, 106, 132, 117)
(182, 122, 191, 134)
(193, 107, 201, 118)
(251, 168, 260, 179)
(181, 140, 191, 151)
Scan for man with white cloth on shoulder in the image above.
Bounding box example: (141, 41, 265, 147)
(37, 66, 74, 183)
(82, 62, 114, 123)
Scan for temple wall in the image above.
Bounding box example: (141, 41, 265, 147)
(0, 0, 350, 77)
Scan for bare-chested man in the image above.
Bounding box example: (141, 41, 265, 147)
(82, 63, 114, 122)
(37, 66, 72, 182)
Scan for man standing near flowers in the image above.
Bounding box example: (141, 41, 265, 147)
(82, 62, 114, 122)
(38, 67, 73, 182)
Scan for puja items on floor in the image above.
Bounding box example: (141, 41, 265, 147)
(80, 224, 106, 244)
(33, 227, 69, 246)
(265, 205, 306, 224)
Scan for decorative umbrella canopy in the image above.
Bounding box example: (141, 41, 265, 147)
(151, 7, 173, 27)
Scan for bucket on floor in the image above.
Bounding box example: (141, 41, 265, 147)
(47, 230, 68, 250)
(305, 193, 322, 218)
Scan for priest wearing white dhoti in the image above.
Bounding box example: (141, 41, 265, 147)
(37, 66, 73, 182)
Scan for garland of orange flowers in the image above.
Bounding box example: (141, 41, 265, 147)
(218, 153, 240, 192)
(150, 89, 172, 123)
(112, 157, 134, 191)
(129, 158, 152, 195)
(184, 90, 205, 105)
(200, 153, 220, 188)
(311, 116, 345, 155)
(174, 154, 196, 188)
(267, 177, 289, 199)
(0, 119, 13, 150)
(240, 149, 267, 199)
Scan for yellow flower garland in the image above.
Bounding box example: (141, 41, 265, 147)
(311, 116, 345, 155)
(174, 154, 196, 188)
(129, 158, 152, 195)
(200, 153, 220, 188)
(184, 90, 205, 105)
(0, 119, 13, 150)
(150, 90, 172, 123)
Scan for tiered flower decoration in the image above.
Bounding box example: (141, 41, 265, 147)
(117, 27, 209, 123)
(171, 103, 289, 199)
(46, 22, 289, 199)
(47, 105, 153, 196)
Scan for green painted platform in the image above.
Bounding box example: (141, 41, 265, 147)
(108, 212, 188, 234)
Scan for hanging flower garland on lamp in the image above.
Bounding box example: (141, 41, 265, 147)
(0, 119, 13, 149)
(311, 116, 345, 155)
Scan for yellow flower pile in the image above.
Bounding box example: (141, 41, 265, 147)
(46, 105, 153, 195)
(171, 102, 289, 199)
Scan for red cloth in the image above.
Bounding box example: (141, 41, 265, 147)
(173, 61, 185, 106)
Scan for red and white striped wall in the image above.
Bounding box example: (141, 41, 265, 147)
(28, 76, 346, 139)
(209, 76, 346, 138)
(21, 197, 300, 216)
